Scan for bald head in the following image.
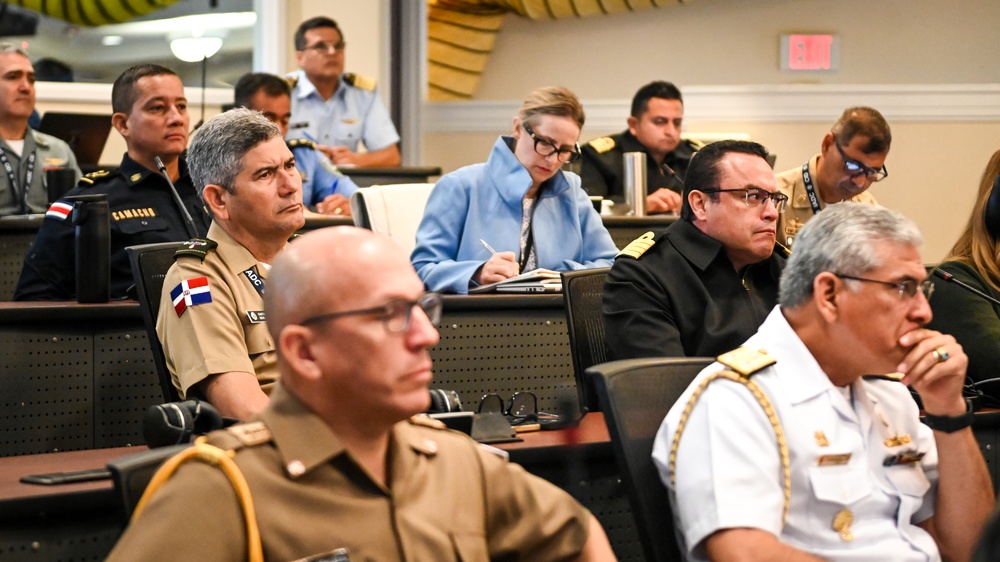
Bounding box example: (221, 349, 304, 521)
(265, 227, 416, 341)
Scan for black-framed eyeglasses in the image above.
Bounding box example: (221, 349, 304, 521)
(301, 41, 346, 55)
(299, 292, 442, 333)
(834, 274, 933, 301)
(522, 123, 581, 164)
(700, 188, 789, 213)
(833, 140, 888, 182)
(478, 391, 559, 425)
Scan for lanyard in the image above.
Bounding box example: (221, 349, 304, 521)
(800, 162, 822, 215)
(0, 148, 36, 214)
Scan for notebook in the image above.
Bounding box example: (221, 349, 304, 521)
(469, 268, 562, 294)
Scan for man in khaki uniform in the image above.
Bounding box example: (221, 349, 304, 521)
(107, 226, 617, 561)
(157, 108, 305, 419)
(775, 106, 890, 248)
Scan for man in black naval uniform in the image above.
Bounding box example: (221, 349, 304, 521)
(14, 64, 209, 300)
(603, 140, 788, 359)
(578, 81, 701, 214)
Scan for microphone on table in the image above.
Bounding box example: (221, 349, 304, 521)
(154, 156, 199, 239)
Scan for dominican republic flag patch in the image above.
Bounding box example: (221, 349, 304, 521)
(45, 201, 74, 221)
(170, 276, 212, 317)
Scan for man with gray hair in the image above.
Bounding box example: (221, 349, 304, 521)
(653, 203, 993, 561)
(0, 43, 80, 216)
(157, 108, 305, 419)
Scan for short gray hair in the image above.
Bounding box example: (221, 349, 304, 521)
(187, 108, 281, 197)
(0, 43, 29, 58)
(779, 203, 923, 308)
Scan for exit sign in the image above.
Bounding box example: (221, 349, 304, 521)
(781, 34, 839, 72)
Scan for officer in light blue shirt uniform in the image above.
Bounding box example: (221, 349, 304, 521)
(286, 17, 401, 168)
(234, 72, 359, 216)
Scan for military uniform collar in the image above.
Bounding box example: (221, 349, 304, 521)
(1, 127, 39, 153)
(206, 221, 273, 279)
(754, 307, 837, 404)
(119, 153, 190, 187)
(259, 384, 438, 491)
(291, 69, 347, 101)
(666, 219, 728, 271)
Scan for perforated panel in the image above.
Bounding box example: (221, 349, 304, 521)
(0, 515, 121, 562)
(430, 308, 576, 413)
(94, 330, 160, 449)
(0, 330, 92, 456)
(0, 232, 33, 302)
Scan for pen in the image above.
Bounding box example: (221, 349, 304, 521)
(480, 239, 498, 255)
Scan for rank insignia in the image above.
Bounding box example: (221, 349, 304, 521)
(814, 431, 829, 447)
(44, 201, 74, 221)
(170, 276, 212, 317)
(617, 231, 656, 259)
(130, 173, 142, 183)
(883, 450, 925, 467)
(588, 136, 616, 154)
(884, 434, 912, 448)
(717, 347, 776, 377)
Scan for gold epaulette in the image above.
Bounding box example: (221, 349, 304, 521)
(686, 138, 706, 151)
(773, 242, 791, 259)
(174, 238, 218, 261)
(225, 421, 273, 447)
(587, 136, 616, 154)
(285, 75, 298, 89)
(617, 231, 656, 259)
(286, 138, 316, 150)
(78, 169, 112, 186)
(343, 72, 376, 91)
(717, 347, 776, 377)
(408, 414, 447, 430)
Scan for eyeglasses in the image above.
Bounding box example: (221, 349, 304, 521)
(478, 391, 559, 425)
(834, 274, 934, 302)
(522, 123, 581, 164)
(299, 292, 442, 333)
(833, 140, 888, 183)
(700, 188, 789, 213)
(301, 41, 346, 55)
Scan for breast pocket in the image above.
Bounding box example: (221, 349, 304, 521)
(807, 464, 873, 533)
(115, 216, 170, 241)
(884, 463, 931, 499)
(244, 318, 274, 357)
(450, 530, 488, 562)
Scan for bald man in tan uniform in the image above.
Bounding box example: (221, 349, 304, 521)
(107, 226, 617, 561)
(157, 108, 305, 420)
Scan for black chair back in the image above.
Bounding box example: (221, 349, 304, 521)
(126, 242, 182, 403)
(561, 267, 611, 413)
(589, 356, 713, 562)
(107, 443, 191, 521)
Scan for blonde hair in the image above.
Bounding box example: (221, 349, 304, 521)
(947, 149, 1000, 292)
(517, 86, 585, 129)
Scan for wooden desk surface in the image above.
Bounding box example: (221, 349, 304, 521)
(498, 412, 609, 451)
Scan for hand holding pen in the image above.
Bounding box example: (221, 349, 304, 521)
(474, 239, 519, 285)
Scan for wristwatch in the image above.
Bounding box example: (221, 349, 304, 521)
(922, 398, 975, 433)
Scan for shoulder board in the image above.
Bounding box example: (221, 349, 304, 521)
(408, 414, 447, 430)
(174, 238, 218, 261)
(617, 231, 657, 259)
(224, 421, 273, 447)
(773, 241, 791, 259)
(343, 72, 376, 91)
(862, 372, 905, 383)
(286, 76, 298, 89)
(587, 136, 616, 154)
(717, 347, 776, 378)
(78, 169, 113, 186)
(286, 138, 316, 150)
(685, 138, 706, 151)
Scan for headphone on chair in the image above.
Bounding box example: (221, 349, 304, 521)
(983, 173, 1000, 241)
(142, 399, 227, 448)
(427, 389, 463, 413)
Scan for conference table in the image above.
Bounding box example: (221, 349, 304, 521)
(0, 413, 641, 561)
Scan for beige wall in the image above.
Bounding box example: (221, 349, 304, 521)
(423, 0, 1000, 262)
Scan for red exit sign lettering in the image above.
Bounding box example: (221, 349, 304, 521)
(781, 34, 839, 72)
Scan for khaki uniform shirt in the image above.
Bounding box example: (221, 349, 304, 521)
(775, 154, 878, 248)
(157, 222, 279, 398)
(106, 384, 592, 561)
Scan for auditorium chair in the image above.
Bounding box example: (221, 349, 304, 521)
(589, 357, 713, 562)
(126, 242, 183, 403)
(561, 267, 611, 414)
(350, 183, 435, 254)
(107, 443, 191, 521)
